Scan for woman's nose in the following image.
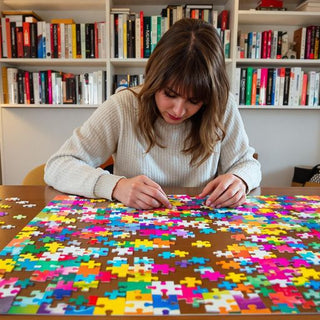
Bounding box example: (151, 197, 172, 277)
(172, 99, 186, 117)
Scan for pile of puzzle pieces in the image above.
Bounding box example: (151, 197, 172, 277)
(0, 194, 319, 315)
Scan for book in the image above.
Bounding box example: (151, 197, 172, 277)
(127, 14, 136, 58)
(30, 22, 37, 58)
(294, 27, 306, 59)
(278, 67, 285, 106)
(307, 71, 316, 106)
(266, 68, 274, 105)
(251, 68, 257, 105)
(218, 10, 229, 31)
(2, 66, 9, 104)
(239, 68, 247, 105)
(143, 16, 151, 58)
(283, 67, 291, 105)
(245, 67, 253, 105)
(259, 68, 268, 105)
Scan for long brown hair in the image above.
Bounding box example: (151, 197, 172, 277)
(137, 18, 230, 166)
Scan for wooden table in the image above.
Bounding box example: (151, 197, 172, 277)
(0, 185, 319, 320)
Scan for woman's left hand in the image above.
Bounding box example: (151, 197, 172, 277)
(198, 173, 247, 208)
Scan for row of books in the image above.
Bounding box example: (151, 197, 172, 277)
(111, 7, 230, 59)
(2, 67, 107, 105)
(294, 26, 320, 60)
(238, 25, 320, 60)
(238, 30, 288, 59)
(113, 73, 144, 94)
(235, 67, 320, 107)
(0, 18, 107, 59)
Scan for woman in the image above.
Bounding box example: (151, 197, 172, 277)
(45, 18, 261, 210)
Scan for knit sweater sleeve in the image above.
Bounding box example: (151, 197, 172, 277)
(44, 90, 133, 200)
(218, 94, 261, 192)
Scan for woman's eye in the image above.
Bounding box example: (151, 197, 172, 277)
(164, 90, 176, 98)
(189, 99, 200, 105)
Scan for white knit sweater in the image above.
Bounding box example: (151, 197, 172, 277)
(44, 89, 261, 200)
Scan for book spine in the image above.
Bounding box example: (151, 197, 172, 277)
(239, 68, 247, 105)
(29, 71, 34, 104)
(17, 69, 24, 104)
(259, 68, 268, 105)
(30, 22, 37, 58)
(2, 66, 9, 103)
(266, 67, 274, 105)
(307, 71, 316, 106)
(47, 69, 52, 104)
(305, 26, 312, 59)
(1, 18, 8, 57)
(37, 20, 43, 58)
(314, 26, 320, 60)
(140, 11, 144, 58)
(94, 22, 99, 58)
(45, 22, 51, 58)
(33, 72, 40, 104)
(245, 66, 253, 105)
(135, 15, 140, 59)
(24, 70, 30, 104)
(251, 68, 257, 105)
(6, 18, 12, 58)
(143, 16, 151, 58)
(278, 67, 285, 106)
(283, 67, 291, 105)
(10, 21, 17, 58)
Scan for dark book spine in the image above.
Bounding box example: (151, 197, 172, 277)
(283, 67, 291, 106)
(143, 16, 151, 58)
(10, 22, 17, 58)
(266, 67, 274, 105)
(40, 70, 48, 103)
(239, 68, 247, 105)
(89, 23, 95, 58)
(114, 14, 119, 58)
(276, 30, 282, 59)
(30, 22, 37, 58)
(17, 70, 25, 104)
(76, 23, 81, 58)
(51, 24, 59, 58)
(127, 15, 135, 58)
(29, 71, 34, 104)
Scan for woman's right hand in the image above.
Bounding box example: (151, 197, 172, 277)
(112, 175, 172, 210)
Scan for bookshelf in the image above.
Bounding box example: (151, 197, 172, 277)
(0, 0, 319, 187)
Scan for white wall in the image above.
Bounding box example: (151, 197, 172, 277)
(240, 109, 320, 187)
(1, 108, 95, 184)
(1, 107, 319, 186)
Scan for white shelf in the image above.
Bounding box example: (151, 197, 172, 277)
(238, 10, 320, 26)
(239, 105, 320, 110)
(3, 0, 106, 10)
(2, 104, 98, 109)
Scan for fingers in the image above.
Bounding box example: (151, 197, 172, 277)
(199, 174, 247, 209)
(112, 175, 172, 210)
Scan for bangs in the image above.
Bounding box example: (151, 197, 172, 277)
(163, 58, 212, 104)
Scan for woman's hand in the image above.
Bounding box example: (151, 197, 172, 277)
(112, 175, 172, 210)
(198, 173, 247, 208)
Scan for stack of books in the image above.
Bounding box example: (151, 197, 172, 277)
(296, 0, 320, 12)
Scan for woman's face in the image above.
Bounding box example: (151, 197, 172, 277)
(155, 87, 203, 125)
